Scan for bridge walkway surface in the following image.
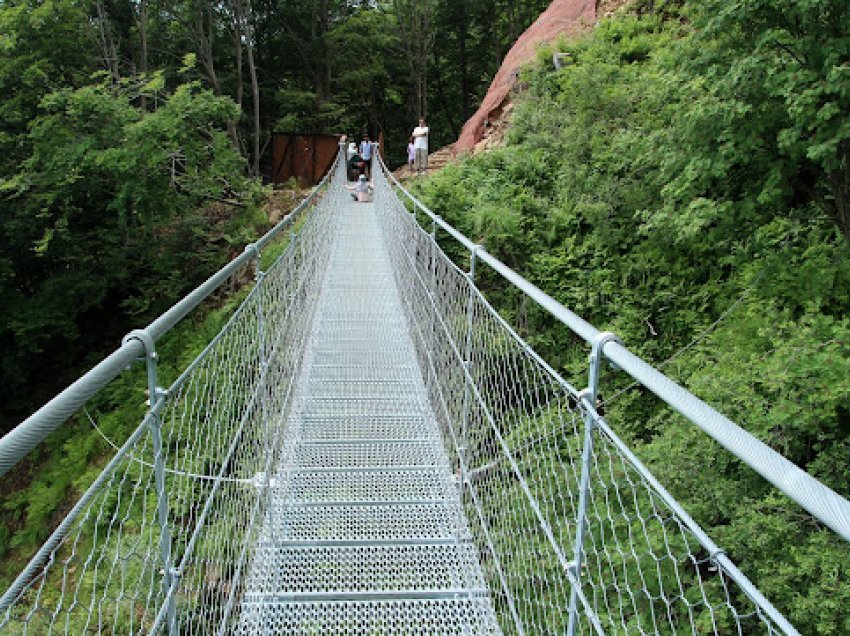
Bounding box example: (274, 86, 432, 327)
(236, 196, 501, 634)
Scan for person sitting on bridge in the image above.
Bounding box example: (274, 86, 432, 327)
(345, 174, 373, 203)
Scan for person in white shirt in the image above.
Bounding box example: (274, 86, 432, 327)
(411, 118, 429, 176)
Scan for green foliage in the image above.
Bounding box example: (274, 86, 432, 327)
(0, 0, 96, 169)
(0, 76, 258, 420)
(414, 5, 850, 631)
(648, 0, 850, 243)
(0, 283, 251, 587)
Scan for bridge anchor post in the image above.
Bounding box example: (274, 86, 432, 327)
(567, 331, 621, 636)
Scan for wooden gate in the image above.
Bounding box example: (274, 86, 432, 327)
(271, 133, 341, 186)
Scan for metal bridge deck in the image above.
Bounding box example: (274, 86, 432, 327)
(237, 195, 501, 634)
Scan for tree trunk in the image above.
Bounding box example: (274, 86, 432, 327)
(193, 2, 221, 95)
(95, 2, 120, 83)
(419, 7, 427, 118)
(827, 142, 850, 244)
(459, 0, 470, 121)
(234, 19, 243, 110)
(432, 47, 458, 136)
(507, 0, 518, 43)
(229, 0, 246, 154)
(320, 0, 333, 104)
(243, 1, 261, 176)
(394, 0, 435, 120)
(138, 0, 148, 110)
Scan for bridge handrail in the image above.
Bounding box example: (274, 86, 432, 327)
(379, 153, 850, 544)
(0, 153, 340, 478)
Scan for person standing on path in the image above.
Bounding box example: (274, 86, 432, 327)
(412, 118, 429, 176)
(359, 134, 374, 179)
(407, 137, 416, 175)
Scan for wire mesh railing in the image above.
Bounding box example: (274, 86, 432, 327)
(0, 156, 345, 635)
(373, 154, 850, 635)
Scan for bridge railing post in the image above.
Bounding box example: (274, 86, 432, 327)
(121, 329, 178, 636)
(567, 331, 621, 636)
(459, 245, 482, 471)
(245, 244, 271, 470)
(247, 242, 278, 605)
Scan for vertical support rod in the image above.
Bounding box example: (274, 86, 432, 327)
(258, 273, 270, 468)
(246, 245, 270, 469)
(289, 229, 299, 311)
(567, 331, 620, 636)
(123, 329, 178, 635)
(426, 224, 440, 382)
(249, 245, 275, 617)
(458, 246, 481, 466)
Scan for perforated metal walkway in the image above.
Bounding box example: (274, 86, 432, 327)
(236, 196, 501, 634)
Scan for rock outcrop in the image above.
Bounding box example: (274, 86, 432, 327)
(455, 0, 597, 153)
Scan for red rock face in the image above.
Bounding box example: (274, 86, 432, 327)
(455, 0, 596, 152)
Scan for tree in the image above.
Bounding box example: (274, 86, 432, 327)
(0, 75, 247, 423)
(239, 0, 262, 176)
(393, 0, 436, 119)
(327, 7, 404, 137)
(692, 0, 850, 242)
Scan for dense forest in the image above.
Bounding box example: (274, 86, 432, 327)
(2, 0, 850, 631)
(411, 0, 850, 630)
(0, 0, 551, 430)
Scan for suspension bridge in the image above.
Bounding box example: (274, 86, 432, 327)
(1, 149, 848, 634)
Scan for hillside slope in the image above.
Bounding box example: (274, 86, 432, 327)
(412, 4, 850, 632)
(455, 0, 597, 153)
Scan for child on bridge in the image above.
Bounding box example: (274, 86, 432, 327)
(346, 174, 373, 203)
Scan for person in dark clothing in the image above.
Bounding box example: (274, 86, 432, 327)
(359, 134, 374, 179)
(348, 151, 366, 180)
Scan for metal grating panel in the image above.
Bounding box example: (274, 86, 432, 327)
(293, 441, 444, 468)
(319, 309, 406, 320)
(303, 397, 426, 417)
(243, 544, 485, 594)
(315, 325, 410, 338)
(306, 380, 420, 399)
(308, 365, 417, 382)
(236, 598, 502, 635)
(299, 415, 434, 441)
(312, 349, 415, 367)
(262, 503, 468, 543)
(279, 469, 453, 503)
